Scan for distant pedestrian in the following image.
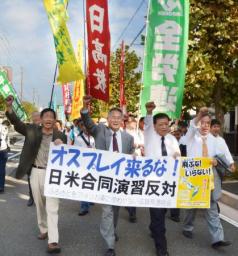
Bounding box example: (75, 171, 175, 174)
(0, 120, 10, 193)
(210, 119, 235, 172)
(71, 118, 95, 216)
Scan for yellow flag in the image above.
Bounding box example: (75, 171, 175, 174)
(43, 0, 84, 83)
(70, 40, 85, 120)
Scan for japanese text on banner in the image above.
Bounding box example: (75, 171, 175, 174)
(0, 69, 27, 121)
(45, 144, 212, 208)
(71, 40, 84, 120)
(140, 0, 189, 118)
(62, 83, 72, 115)
(86, 0, 110, 102)
(44, 0, 84, 83)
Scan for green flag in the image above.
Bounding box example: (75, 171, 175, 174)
(0, 69, 27, 121)
(140, 0, 189, 118)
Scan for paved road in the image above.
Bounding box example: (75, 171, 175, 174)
(222, 182, 238, 195)
(0, 170, 237, 256)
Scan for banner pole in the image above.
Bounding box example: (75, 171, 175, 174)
(49, 65, 57, 109)
(83, 0, 87, 95)
(139, 0, 150, 117)
(49, 1, 69, 109)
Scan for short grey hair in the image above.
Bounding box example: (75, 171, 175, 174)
(108, 107, 123, 117)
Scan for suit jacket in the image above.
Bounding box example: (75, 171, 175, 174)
(81, 111, 134, 155)
(6, 111, 67, 179)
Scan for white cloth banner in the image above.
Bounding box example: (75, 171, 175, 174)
(44, 143, 181, 208)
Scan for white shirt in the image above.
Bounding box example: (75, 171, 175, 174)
(182, 119, 222, 158)
(214, 135, 234, 165)
(137, 129, 144, 146)
(179, 134, 186, 145)
(125, 128, 144, 146)
(66, 132, 71, 145)
(144, 115, 180, 158)
(125, 128, 144, 156)
(109, 129, 122, 153)
(74, 132, 95, 148)
(0, 124, 9, 151)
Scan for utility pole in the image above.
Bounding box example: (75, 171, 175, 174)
(20, 67, 23, 101)
(32, 88, 35, 105)
(37, 94, 40, 109)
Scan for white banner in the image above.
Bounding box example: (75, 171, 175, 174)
(44, 143, 180, 208)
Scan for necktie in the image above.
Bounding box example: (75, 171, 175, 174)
(113, 132, 119, 152)
(161, 136, 167, 156)
(202, 137, 208, 157)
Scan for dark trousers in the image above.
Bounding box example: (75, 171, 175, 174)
(27, 174, 34, 200)
(80, 201, 90, 212)
(170, 208, 180, 217)
(0, 150, 8, 190)
(149, 208, 167, 254)
(126, 207, 136, 216)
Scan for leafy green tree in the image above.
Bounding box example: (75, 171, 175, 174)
(22, 101, 38, 120)
(141, 1, 238, 122)
(0, 95, 5, 111)
(109, 45, 142, 113)
(91, 45, 142, 117)
(184, 0, 238, 122)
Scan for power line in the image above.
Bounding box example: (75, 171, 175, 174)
(129, 24, 146, 47)
(112, 0, 145, 50)
(0, 32, 21, 68)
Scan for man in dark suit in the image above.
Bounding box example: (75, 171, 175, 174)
(5, 95, 67, 254)
(81, 96, 134, 256)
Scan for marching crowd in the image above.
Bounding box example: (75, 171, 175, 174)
(0, 95, 236, 256)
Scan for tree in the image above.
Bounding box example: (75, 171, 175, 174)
(109, 45, 142, 113)
(140, 1, 238, 122)
(22, 101, 38, 119)
(184, 0, 238, 122)
(0, 95, 5, 111)
(91, 45, 142, 117)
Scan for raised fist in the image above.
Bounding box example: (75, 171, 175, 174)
(6, 95, 14, 107)
(83, 95, 92, 104)
(199, 107, 208, 115)
(145, 101, 156, 114)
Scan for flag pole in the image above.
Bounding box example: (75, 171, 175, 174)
(49, 1, 69, 109)
(49, 65, 57, 108)
(83, 0, 88, 95)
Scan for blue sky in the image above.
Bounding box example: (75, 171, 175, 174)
(0, 0, 148, 108)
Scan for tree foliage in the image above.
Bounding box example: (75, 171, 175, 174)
(0, 95, 5, 111)
(109, 45, 142, 113)
(184, 0, 238, 121)
(140, 1, 238, 121)
(91, 45, 142, 117)
(22, 101, 37, 120)
(0, 96, 35, 121)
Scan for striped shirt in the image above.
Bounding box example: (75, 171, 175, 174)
(34, 133, 52, 168)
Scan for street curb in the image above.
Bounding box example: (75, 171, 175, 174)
(219, 190, 238, 210)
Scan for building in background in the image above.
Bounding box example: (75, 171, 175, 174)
(223, 107, 238, 156)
